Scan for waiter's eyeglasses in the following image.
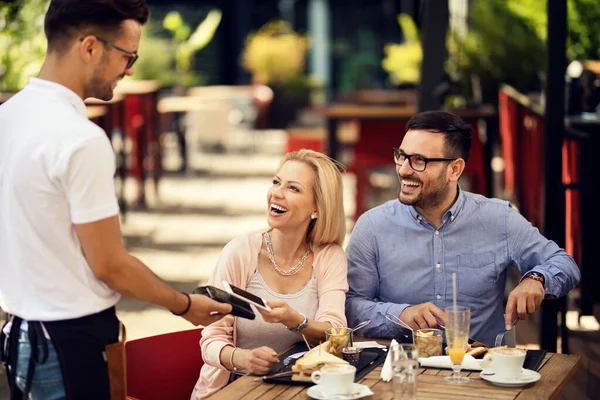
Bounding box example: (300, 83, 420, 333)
(82, 36, 139, 69)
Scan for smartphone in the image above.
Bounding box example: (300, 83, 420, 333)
(192, 286, 255, 320)
(222, 281, 272, 312)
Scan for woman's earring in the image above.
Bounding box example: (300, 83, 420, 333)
(311, 214, 317, 220)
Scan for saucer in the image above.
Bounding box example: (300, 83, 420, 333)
(307, 383, 374, 399)
(480, 368, 541, 387)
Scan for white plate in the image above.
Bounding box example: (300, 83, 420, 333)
(480, 368, 541, 387)
(307, 383, 374, 399)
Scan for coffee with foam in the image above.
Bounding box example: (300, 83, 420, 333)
(494, 348, 526, 356)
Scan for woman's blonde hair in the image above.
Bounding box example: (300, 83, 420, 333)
(280, 149, 346, 246)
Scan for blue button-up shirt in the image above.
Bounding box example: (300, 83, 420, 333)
(345, 190, 580, 346)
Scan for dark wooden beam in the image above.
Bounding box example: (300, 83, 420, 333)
(417, 0, 449, 111)
(541, 0, 567, 353)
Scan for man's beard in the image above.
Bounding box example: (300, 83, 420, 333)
(398, 170, 451, 210)
(89, 74, 114, 101)
(88, 57, 121, 101)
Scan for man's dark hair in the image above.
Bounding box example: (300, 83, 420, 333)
(406, 110, 472, 164)
(44, 0, 149, 52)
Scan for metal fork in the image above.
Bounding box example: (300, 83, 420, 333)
(494, 317, 519, 347)
(384, 313, 414, 343)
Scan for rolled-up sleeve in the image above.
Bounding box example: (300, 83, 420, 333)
(507, 205, 580, 298)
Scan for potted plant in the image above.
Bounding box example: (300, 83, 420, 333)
(241, 20, 311, 129)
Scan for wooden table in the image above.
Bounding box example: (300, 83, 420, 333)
(210, 351, 580, 400)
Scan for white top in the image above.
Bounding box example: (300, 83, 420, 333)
(236, 262, 319, 355)
(0, 78, 121, 321)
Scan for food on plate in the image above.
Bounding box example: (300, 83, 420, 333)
(291, 341, 349, 381)
(466, 346, 489, 358)
(415, 329, 443, 357)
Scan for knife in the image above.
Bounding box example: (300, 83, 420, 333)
(504, 325, 517, 348)
(261, 370, 294, 380)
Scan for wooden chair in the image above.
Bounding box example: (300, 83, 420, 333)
(126, 328, 204, 400)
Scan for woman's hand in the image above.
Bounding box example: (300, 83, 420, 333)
(258, 300, 301, 329)
(239, 346, 279, 375)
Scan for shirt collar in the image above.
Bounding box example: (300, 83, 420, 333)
(27, 77, 87, 118)
(406, 186, 466, 223)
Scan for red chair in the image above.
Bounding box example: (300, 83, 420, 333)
(351, 120, 407, 219)
(126, 328, 204, 400)
(351, 119, 487, 220)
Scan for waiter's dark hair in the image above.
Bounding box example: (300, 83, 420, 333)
(406, 110, 472, 164)
(44, 0, 149, 53)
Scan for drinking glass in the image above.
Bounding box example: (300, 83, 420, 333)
(443, 306, 471, 384)
(325, 327, 352, 357)
(390, 343, 419, 400)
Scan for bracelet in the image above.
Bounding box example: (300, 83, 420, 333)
(171, 292, 191, 316)
(229, 347, 238, 372)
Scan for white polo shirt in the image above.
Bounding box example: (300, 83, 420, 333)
(0, 78, 121, 321)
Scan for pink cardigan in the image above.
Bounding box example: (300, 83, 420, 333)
(191, 232, 348, 399)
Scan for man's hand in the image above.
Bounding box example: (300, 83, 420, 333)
(399, 302, 445, 330)
(182, 294, 233, 326)
(505, 278, 545, 330)
(240, 346, 279, 375)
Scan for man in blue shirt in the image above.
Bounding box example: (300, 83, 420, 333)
(345, 111, 580, 346)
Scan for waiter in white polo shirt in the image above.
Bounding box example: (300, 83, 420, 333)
(0, 1, 232, 399)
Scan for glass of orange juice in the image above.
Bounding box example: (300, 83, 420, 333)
(443, 306, 471, 384)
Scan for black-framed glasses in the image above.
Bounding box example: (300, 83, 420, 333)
(82, 36, 139, 69)
(393, 148, 458, 172)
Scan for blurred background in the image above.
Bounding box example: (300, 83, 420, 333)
(2, 1, 600, 398)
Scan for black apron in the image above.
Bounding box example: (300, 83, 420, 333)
(1, 307, 119, 400)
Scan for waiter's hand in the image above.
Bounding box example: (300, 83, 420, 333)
(505, 278, 545, 329)
(400, 302, 445, 330)
(184, 294, 233, 326)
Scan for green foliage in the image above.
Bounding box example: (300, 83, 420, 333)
(336, 29, 381, 94)
(566, 0, 600, 61)
(162, 9, 221, 86)
(130, 21, 177, 87)
(241, 20, 309, 86)
(381, 14, 423, 85)
(447, 0, 546, 103)
(0, 0, 49, 92)
(448, 0, 600, 104)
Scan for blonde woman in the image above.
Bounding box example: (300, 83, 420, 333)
(192, 150, 348, 399)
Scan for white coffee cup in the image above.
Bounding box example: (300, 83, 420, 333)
(310, 364, 356, 395)
(483, 347, 526, 379)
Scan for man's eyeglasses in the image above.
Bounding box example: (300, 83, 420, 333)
(82, 36, 139, 69)
(392, 148, 458, 172)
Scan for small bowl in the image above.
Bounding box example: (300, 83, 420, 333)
(414, 328, 443, 357)
(341, 346, 363, 366)
(325, 327, 352, 357)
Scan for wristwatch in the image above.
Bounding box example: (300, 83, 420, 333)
(524, 271, 546, 287)
(288, 313, 308, 332)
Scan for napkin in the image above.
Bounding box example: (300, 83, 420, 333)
(353, 341, 387, 349)
(379, 339, 398, 382)
(418, 355, 483, 371)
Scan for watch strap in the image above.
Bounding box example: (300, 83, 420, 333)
(289, 313, 308, 332)
(525, 271, 545, 287)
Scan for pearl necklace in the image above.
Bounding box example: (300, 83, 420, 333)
(263, 231, 310, 276)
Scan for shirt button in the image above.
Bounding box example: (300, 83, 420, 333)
(435, 231, 439, 236)
(436, 263, 441, 269)
(450, 216, 455, 221)
(436, 294, 441, 300)
(417, 216, 422, 221)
